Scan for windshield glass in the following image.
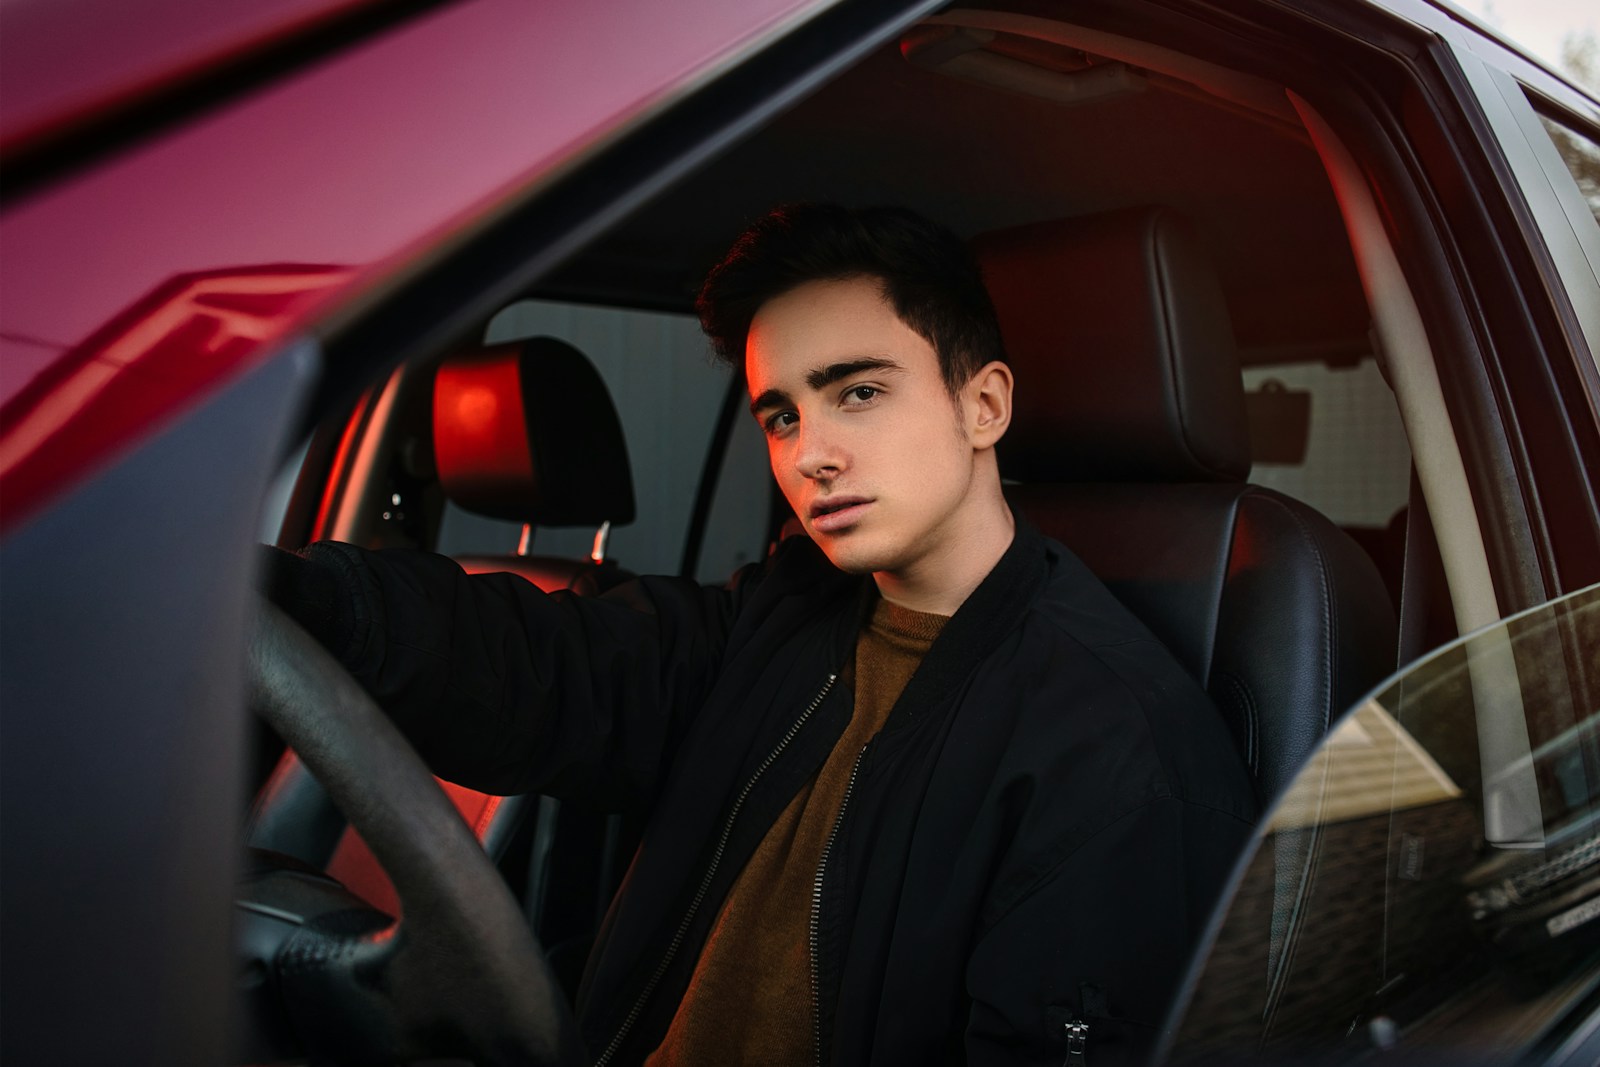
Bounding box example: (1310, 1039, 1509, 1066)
(1167, 583, 1600, 1064)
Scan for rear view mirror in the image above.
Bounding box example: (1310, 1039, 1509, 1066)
(1245, 378, 1311, 465)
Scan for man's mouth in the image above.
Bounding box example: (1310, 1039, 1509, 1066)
(809, 496, 872, 533)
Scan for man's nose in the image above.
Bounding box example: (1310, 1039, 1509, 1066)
(792, 421, 842, 481)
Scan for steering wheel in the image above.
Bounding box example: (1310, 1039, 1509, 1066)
(238, 600, 584, 1066)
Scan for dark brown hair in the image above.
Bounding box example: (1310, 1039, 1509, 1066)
(696, 203, 1004, 393)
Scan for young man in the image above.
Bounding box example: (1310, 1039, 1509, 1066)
(267, 204, 1256, 1064)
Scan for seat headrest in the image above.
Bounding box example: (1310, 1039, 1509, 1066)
(975, 206, 1250, 483)
(432, 337, 635, 526)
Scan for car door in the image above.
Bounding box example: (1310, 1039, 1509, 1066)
(0, 2, 920, 1063)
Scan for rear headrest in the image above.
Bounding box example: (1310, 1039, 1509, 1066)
(432, 337, 635, 526)
(975, 206, 1250, 483)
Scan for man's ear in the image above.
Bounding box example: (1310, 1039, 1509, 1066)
(965, 361, 1012, 450)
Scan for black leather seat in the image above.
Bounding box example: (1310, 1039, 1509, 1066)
(974, 206, 1397, 812)
(976, 207, 1399, 999)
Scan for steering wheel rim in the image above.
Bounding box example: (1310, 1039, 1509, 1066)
(245, 599, 583, 1066)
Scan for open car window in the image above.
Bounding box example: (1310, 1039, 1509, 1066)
(1169, 582, 1600, 1064)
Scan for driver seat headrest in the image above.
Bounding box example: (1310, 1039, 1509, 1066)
(432, 336, 635, 527)
(975, 206, 1250, 484)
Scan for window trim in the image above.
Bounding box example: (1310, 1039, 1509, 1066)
(1291, 91, 1502, 637)
(1447, 42, 1600, 403)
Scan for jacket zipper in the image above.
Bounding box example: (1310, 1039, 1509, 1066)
(1062, 1017, 1089, 1065)
(810, 739, 870, 1067)
(592, 673, 839, 1067)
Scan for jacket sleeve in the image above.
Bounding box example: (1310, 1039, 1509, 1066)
(963, 796, 1253, 1066)
(270, 540, 756, 809)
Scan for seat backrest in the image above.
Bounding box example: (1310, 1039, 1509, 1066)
(974, 207, 1397, 810)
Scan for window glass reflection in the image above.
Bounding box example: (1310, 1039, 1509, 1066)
(1169, 584, 1600, 1064)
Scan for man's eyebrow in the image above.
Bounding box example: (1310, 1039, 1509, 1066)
(804, 357, 902, 390)
(748, 358, 904, 417)
(749, 386, 792, 417)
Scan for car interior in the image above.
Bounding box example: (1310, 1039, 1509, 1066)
(251, 0, 1509, 1052)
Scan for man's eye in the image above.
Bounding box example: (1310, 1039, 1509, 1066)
(765, 411, 798, 434)
(845, 385, 878, 403)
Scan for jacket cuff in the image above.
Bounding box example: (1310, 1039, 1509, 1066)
(256, 543, 358, 658)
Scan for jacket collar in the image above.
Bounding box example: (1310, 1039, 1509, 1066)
(812, 514, 1049, 728)
(892, 516, 1048, 717)
(784, 511, 1049, 687)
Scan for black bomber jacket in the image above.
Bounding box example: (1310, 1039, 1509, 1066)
(283, 521, 1257, 1065)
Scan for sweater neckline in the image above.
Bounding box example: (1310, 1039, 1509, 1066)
(869, 596, 949, 643)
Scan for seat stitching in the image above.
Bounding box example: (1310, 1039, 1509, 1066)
(1249, 490, 1336, 731)
(1147, 215, 1201, 476)
(1215, 670, 1259, 776)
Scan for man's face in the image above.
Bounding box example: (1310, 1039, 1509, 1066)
(746, 276, 984, 578)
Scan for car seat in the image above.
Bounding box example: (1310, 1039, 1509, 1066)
(973, 206, 1398, 984)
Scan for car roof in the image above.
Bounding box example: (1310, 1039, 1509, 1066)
(535, 8, 1372, 367)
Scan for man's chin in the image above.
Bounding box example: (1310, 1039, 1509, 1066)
(810, 533, 893, 576)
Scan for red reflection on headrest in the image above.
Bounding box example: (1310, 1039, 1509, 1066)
(432, 347, 538, 514)
(453, 385, 500, 434)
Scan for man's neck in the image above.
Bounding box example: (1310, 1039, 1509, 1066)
(872, 490, 1016, 616)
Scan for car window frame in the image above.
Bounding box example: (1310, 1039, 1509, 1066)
(1291, 91, 1503, 637)
(1446, 33, 1600, 402)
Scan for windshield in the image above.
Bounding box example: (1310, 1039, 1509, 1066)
(1167, 584, 1600, 1064)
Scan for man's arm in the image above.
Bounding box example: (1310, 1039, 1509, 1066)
(261, 541, 751, 809)
(963, 796, 1252, 1066)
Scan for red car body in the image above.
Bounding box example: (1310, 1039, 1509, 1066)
(0, 2, 837, 1061)
(1, 0, 826, 534)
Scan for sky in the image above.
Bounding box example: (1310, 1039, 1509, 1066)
(1449, 0, 1599, 87)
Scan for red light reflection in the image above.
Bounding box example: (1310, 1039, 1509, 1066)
(324, 777, 505, 919)
(0, 263, 353, 535)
